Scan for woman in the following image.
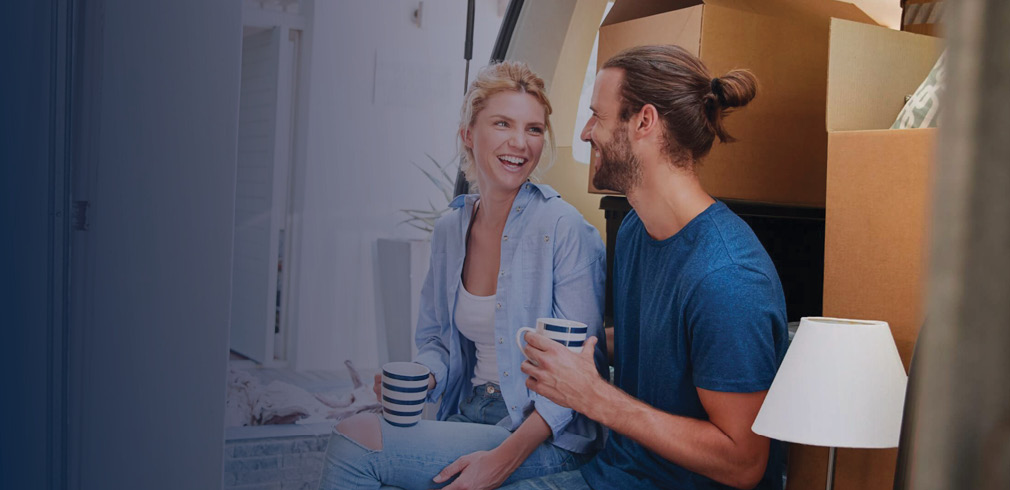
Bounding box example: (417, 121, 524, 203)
(317, 61, 608, 490)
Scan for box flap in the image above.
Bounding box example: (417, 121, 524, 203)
(705, 0, 875, 23)
(769, 0, 874, 23)
(603, 0, 877, 28)
(827, 19, 942, 131)
(601, 0, 702, 27)
(598, 4, 703, 66)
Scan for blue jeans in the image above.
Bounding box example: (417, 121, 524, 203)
(445, 383, 511, 425)
(318, 384, 589, 490)
(498, 470, 592, 489)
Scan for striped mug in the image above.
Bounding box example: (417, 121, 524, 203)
(380, 362, 430, 427)
(516, 318, 589, 355)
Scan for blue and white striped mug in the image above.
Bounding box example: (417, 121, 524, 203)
(380, 362, 430, 427)
(516, 318, 589, 355)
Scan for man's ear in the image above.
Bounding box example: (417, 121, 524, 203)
(634, 104, 660, 139)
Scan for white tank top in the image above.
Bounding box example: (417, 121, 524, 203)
(454, 281, 500, 386)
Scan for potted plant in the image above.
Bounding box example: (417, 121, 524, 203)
(397, 154, 457, 233)
(376, 155, 457, 364)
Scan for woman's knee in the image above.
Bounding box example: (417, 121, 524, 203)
(335, 413, 383, 451)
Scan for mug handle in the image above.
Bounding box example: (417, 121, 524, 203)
(515, 326, 536, 353)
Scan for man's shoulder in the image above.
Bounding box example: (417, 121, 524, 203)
(615, 208, 643, 241)
(704, 205, 778, 279)
(674, 207, 782, 302)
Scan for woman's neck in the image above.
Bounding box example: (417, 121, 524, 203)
(475, 185, 521, 231)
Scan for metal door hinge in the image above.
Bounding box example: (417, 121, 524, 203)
(73, 201, 89, 231)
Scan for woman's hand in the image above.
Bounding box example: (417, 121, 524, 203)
(432, 410, 550, 489)
(432, 447, 520, 490)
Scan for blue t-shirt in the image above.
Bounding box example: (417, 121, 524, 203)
(582, 201, 788, 490)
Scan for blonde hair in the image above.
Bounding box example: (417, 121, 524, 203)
(458, 61, 556, 192)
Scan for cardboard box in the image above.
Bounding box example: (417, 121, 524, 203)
(588, 0, 875, 206)
(787, 19, 943, 490)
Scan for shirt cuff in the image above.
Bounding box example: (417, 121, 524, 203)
(412, 351, 447, 404)
(525, 394, 575, 440)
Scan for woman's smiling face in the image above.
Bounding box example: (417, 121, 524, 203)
(463, 90, 547, 196)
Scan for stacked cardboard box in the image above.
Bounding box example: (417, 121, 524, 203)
(788, 19, 942, 490)
(589, 0, 875, 206)
(590, 1, 944, 488)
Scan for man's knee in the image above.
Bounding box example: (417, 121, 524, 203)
(335, 413, 383, 451)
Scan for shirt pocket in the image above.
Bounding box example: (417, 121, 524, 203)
(516, 233, 553, 309)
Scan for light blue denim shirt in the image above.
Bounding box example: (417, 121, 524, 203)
(413, 182, 608, 454)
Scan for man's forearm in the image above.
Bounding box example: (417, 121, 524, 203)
(583, 380, 767, 489)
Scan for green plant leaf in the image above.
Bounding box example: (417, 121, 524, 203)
(427, 154, 455, 197)
(406, 222, 434, 233)
(410, 161, 450, 197)
(398, 154, 458, 236)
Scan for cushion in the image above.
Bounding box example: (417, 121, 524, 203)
(892, 49, 946, 129)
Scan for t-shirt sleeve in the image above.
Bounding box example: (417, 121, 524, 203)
(685, 264, 783, 393)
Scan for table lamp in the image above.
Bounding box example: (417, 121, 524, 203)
(752, 317, 908, 490)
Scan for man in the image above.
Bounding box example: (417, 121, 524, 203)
(504, 45, 788, 489)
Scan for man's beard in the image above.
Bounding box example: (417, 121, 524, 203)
(591, 124, 642, 194)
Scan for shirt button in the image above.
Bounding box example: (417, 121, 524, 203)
(504, 371, 509, 377)
(503, 235, 508, 241)
(512, 405, 517, 411)
(498, 337, 503, 344)
(499, 270, 505, 277)
(544, 235, 550, 242)
(515, 206, 522, 212)
(496, 303, 502, 310)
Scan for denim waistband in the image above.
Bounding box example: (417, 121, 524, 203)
(471, 382, 503, 399)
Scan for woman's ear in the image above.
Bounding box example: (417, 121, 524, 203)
(460, 127, 473, 148)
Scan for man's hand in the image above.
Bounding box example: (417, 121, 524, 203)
(520, 332, 606, 417)
(432, 448, 520, 490)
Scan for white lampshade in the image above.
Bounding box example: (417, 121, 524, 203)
(752, 317, 908, 448)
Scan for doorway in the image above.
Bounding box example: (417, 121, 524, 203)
(230, 19, 304, 365)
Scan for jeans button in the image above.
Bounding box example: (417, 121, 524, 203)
(486, 385, 495, 395)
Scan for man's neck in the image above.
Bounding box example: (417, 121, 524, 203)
(626, 158, 714, 241)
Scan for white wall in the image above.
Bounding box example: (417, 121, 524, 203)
(290, 0, 502, 370)
(70, 1, 242, 488)
(845, 0, 902, 29)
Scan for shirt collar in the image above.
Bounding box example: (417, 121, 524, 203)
(448, 182, 559, 209)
